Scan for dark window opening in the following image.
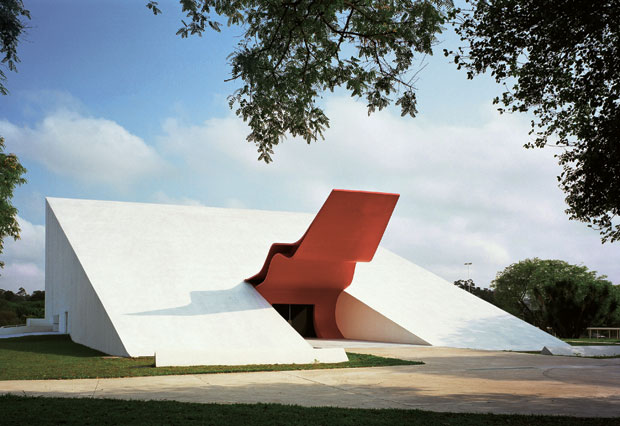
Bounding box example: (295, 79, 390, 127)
(272, 304, 317, 338)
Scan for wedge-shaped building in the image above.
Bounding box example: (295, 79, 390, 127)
(45, 191, 568, 366)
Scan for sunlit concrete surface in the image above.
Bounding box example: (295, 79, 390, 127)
(542, 345, 620, 357)
(44, 197, 566, 366)
(45, 197, 345, 366)
(1, 347, 619, 417)
(306, 338, 426, 349)
(340, 249, 568, 350)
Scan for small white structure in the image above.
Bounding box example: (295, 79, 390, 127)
(542, 345, 620, 357)
(44, 197, 568, 366)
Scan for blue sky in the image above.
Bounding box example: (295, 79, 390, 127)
(0, 0, 618, 292)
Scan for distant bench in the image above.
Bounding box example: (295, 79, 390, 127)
(586, 327, 620, 340)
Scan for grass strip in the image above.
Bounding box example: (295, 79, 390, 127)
(562, 338, 620, 346)
(0, 395, 612, 426)
(0, 335, 420, 380)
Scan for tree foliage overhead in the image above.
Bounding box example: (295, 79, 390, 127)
(148, 0, 453, 162)
(450, 0, 620, 243)
(0, 137, 26, 268)
(0, 0, 30, 96)
(491, 258, 618, 337)
(0, 1, 28, 269)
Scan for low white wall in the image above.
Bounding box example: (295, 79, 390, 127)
(155, 347, 347, 367)
(26, 318, 52, 327)
(542, 345, 620, 357)
(0, 324, 53, 335)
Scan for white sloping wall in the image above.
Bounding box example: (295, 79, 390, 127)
(341, 248, 569, 351)
(46, 198, 346, 365)
(45, 201, 129, 356)
(46, 197, 568, 362)
(335, 292, 430, 345)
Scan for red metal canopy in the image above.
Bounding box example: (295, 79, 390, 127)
(246, 189, 399, 338)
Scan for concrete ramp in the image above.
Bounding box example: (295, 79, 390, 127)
(340, 249, 568, 351)
(542, 345, 620, 357)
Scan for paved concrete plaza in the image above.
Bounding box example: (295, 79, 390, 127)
(1, 346, 619, 418)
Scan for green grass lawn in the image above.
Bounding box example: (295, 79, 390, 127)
(0, 395, 612, 426)
(563, 338, 620, 346)
(0, 335, 421, 380)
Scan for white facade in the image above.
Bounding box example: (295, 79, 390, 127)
(340, 250, 567, 351)
(45, 197, 568, 366)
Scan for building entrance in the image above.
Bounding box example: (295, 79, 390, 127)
(272, 304, 317, 338)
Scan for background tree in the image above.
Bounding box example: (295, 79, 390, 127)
(454, 278, 496, 305)
(492, 258, 555, 326)
(607, 285, 620, 327)
(492, 258, 618, 335)
(29, 290, 45, 302)
(449, 1, 620, 243)
(0, 288, 45, 326)
(539, 279, 617, 338)
(148, 0, 453, 162)
(0, 138, 27, 269)
(453, 278, 474, 292)
(0, 0, 29, 269)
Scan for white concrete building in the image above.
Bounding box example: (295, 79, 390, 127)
(44, 196, 568, 366)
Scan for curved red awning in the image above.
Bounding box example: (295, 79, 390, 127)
(246, 189, 399, 338)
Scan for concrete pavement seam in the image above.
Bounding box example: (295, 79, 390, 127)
(278, 371, 418, 409)
(192, 375, 212, 386)
(91, 379, 100, 398)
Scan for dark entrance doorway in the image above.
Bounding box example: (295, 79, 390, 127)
(272, 304, 317, 337)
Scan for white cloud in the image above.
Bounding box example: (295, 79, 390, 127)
(223, 198, 247, 209)
(0, 262, 44, 294)
(4, 97, 615, 292)
(154, 96, 620, 287)
(0, 110, 167, 188)
(158, 116, 258, 169)
(151, 191, 204, 206)
(0, 216, 45, 293)
(2, 216, 45, 262)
